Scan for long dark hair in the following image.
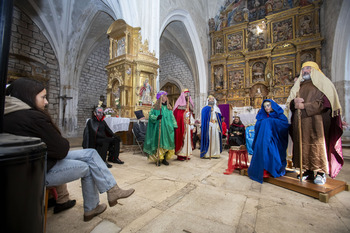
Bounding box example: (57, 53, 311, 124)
(6, 78, 45, 110)
(6, 78, 62, 134)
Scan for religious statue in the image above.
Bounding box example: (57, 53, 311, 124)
(208, 18, 215, 32)
(214, 66, 223, 90)
(252, 62, 265, 82)
(113, 86, 120, 109)
(139, 78, 153, 105)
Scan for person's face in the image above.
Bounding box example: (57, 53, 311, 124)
(208, 97, 215, 106)
(95, 109, 104, 120)
(263, 101, 273, 113)
(234, 117, 240, 123)
(161, 95, 168, 103)
(35, 89, 48, 110)
(302, 66, 311, 80)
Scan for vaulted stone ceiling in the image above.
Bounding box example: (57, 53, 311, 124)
(14, 0, 116, 86)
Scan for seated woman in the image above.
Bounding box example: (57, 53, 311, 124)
(228, 116, 245, 147)
(4, 78, 135, 222)
(247, 99, 289, 183)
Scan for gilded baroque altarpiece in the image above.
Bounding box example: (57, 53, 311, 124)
(209, 1, 323, 108)
(106, 19, 159, 118)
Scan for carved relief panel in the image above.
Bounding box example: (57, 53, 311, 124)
(298, 13, 314, 37)
(228, 69, 244, 90)
(227, 32, 243, 52)
(272, 18, 294, 43)
(247, 22, 267, 51)
(273, 62, 294, 85)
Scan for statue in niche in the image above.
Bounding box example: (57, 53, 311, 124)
(117, 37, 125, 56)
(252, 62, 265, 83)
(214, 66, 223, 90)
(112, 84, 120, 109)
(265, 0, 274, 15)
(209, 18, 216, 32)
(215, 38, 223, 54)
(139, 78, 153, 105)
(219, 13, 227, 30)
(243, 8, 249, 22)
(300, 15, 312, 36)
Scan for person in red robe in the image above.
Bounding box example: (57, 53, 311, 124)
(174, 89, 195, 161)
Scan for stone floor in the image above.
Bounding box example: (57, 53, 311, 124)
(46, 147, 350, 233)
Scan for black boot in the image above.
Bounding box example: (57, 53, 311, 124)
(105, 162, 112, 168)
(162, 158, 169, 166)
(114, 155, 124, 164)
(54, 200, 76, 214)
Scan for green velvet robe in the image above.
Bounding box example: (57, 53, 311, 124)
(143, 104, 178, 156)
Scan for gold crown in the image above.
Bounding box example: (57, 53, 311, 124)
(182, 88, 189, 93)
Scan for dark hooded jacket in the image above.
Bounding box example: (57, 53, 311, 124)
(4, 96, 70, 171)
(82, 115, 114, 149)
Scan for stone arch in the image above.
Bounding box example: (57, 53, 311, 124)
(159, 9, 207, 113)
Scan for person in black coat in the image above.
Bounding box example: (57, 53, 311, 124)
(83, 107, 124, 168)
(133, 110, 147, 143)
(228, 116, 246, 147)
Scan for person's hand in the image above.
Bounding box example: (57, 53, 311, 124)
(209, 122, 214, 127)
(157, 115, 162, 120)
(294, 97, 304, 104)
(295, 102, 305, 109)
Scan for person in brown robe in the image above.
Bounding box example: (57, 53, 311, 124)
(286, 62, 343, 185)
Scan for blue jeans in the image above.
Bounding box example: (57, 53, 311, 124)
(46, 149, 117, 212)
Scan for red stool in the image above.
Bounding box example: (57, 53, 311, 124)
(224, 146, 248, 175)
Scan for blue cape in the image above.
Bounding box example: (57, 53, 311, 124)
(248, 99, 289, 183)
(200, 105, 222, 158)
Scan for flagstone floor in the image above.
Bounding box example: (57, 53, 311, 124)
(46, 147, 350, 233)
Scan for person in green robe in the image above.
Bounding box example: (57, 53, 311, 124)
(143, 91, 178, 166)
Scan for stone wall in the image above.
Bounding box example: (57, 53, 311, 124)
(159, 51, 195, 100)
(8, 6, 60, 124)
(77, 43, 109, 136)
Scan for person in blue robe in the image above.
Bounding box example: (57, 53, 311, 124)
(200, 95, 222, 158)
(248, 99, 289, 183)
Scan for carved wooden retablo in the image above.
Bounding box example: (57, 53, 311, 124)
(106, 19, 159, 118)
(209, 0, 323, 109)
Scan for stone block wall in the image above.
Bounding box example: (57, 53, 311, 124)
(77, 43, 109, 135)
(8, 7, 60, 124)
(159, 51, 195, 102)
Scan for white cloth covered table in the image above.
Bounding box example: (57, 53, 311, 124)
(104, 117, 130, 133)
